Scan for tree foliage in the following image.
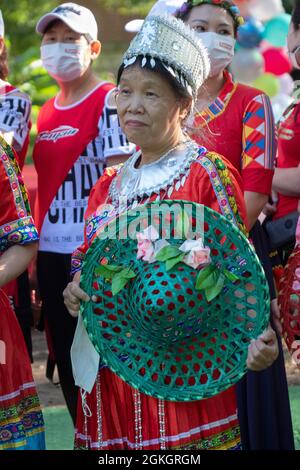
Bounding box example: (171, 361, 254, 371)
(101, 0, 155, 15)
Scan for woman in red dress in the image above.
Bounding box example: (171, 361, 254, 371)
(0, 136, 45, 450)
(63, 14, 279, 450)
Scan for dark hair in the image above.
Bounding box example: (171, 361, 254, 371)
(0, 41, 9, 80)
(176, 2, 238, 37)
(117, 56, 191, 102)
(292, 0, 300, 30)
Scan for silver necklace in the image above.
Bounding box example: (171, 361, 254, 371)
(109, 138, 200, 206)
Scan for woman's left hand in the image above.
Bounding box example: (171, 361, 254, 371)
(247, 324, 279, 371)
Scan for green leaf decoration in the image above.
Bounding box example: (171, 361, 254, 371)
(196, 264, 218, 290)
(119, 267, 137, 280)
(95, 264, 137, 295)
(166, 252, 186, 271)
(95, 264, 123, 279)
(175, 210, 190, 238)
(205, 273, 225, 302)
(223, 269, 241, 283)
(112, 273, 130, 296)
(155, 245, 182, 262)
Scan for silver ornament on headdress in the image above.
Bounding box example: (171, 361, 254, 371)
(122, 14, 211, 101)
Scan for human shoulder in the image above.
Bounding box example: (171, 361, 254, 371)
(85, 166, 120, 221)
(1, 83, 31, 103)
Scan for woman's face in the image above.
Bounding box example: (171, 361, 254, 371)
(116, 65, 190, 151)
(185, 4, 235, 37)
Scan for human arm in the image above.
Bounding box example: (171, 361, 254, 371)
(63, 270, 92, 317)
(272, 166, 300, 197)
(246, 324, 279, 371)
(0, 242, 37, 288)
(244, 191, 269, 229)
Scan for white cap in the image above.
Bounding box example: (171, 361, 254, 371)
(0, 10, 4, 38)
(36, 3, 98, 41)
(124, 0, 184, 33)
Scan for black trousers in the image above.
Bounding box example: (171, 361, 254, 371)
(37, 251, 78, 424)
(13, 271, 33, 361)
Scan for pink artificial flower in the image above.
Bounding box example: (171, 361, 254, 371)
(179, 239, 211, 269)
(136, 225, 159, 263)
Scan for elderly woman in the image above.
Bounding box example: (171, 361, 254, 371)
(0, 137, 45, 450)
(63, 14, 278, 450)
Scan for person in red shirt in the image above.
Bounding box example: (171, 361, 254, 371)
(33, 3, 134, 423)
(270, 3, 300, 227)
(0, 8, 34, 360)
(0, 10, 31, 169)
(176, 0, 294, 450)
(0, 137, 45, 450)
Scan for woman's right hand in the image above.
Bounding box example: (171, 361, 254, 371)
(63, 277, 90, 318)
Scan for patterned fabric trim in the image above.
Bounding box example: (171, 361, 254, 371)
(194, 82, 237, 127)
(0, 136, 31, 217)
(196, 152, 248, 237)
(0, 216, 38, 253)
(74, 424, 241, 451)
(0, 393, 45, 450)
(71, 249, 87, 276)
(175, 425, 241, 450)
(71, 205, 118, 275)
(242, 93, 276, 172)
(193, 75, 237, 127)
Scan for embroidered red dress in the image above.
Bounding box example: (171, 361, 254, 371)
(274, 102, 300, 220)
(190, 71, 275, 195)
(0, 138, 45, 450)
(71, 143, 248, 450)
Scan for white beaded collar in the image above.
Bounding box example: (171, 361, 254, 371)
(109, 140, 201, 206)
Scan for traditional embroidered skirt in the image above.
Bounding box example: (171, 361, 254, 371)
(74, 367, 241, 450)
(0, 289, 45, 450)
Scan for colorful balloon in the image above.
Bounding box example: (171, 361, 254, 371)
(248, 0, 284, 22)
(263, 47, 292, 76)
(252, 73, 280, 97)
(264, 14, 291, 48)
(231, 48, 265, 83)
(271, 93, 293, 122)
(237, 17, 265, 49)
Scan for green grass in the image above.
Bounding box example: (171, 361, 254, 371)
(43, 406, 74, 451)
(289, 386, 300, 450)
(42, 386, 300, 450)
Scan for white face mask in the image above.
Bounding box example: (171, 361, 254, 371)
(197, 32, 235, 78)
(289, 48, 300, 70)
(41, 42, 91, 82)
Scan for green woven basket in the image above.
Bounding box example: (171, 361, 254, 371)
(80, 200, 270, 401)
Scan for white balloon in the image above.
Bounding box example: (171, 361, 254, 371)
(150, 0, 185, 16)
(248, 0, 284, 22)
(230, 48, 265, 84)
(279, 73, 294, 96)
(271, 93, 293, 122)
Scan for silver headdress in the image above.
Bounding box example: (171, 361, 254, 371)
(122, 14, 210, 100)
